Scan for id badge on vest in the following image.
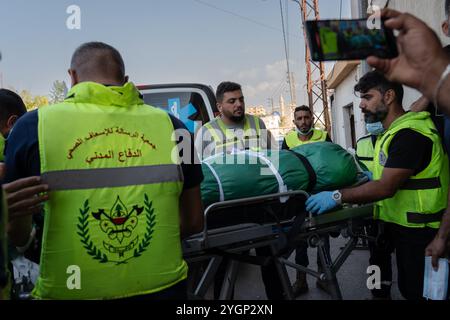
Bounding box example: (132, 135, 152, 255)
(379, 151, 387, 166)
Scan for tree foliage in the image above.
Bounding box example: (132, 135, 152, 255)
(19, 90, 49, 110)
(49, 80, 68, 104)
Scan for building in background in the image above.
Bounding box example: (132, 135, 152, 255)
(247, 106, 267, 118)
(328, 0, 448, 152)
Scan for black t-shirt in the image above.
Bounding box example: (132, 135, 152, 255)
(281, 132, 332, 150)
(384, 129, 433, 175)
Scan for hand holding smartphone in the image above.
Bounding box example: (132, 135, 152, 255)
(306, 18, 398, 62)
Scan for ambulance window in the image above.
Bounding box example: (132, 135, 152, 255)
(142, 91, 208, 133)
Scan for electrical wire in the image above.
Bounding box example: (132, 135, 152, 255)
(192, 0, 281, 33)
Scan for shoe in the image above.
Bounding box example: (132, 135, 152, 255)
(292, 271, 309, 297)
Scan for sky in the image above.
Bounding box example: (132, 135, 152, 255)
(0, 0, 351, 108)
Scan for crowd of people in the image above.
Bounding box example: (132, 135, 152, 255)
(0, 6, 450, 300)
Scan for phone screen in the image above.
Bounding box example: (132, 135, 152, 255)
(306, 19, 398, 61)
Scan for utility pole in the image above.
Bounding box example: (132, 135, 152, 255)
(267, 98, 275, 114)
(292, 0, 331, 133)
(280, 0, 296, 108)
(289, 72, 297, 107)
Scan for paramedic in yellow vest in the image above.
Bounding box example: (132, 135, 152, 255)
(282, 105, 331, 150)
(199, 82, 284, 300)
(5, 42, 204, 300)
(0, 89, 27, 163)
(198, 81, 274, 159)
(357, 132, 395, 300)
(282, 105, 333, 297)
(306, 71, 449, 300)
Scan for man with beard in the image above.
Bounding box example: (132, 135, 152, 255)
(282, 105, 332, 297)
(199, 81, 272, 158)
(282, 105, 331, 149)
(198, 82, 285, 300)
(306, 71, 449, 300)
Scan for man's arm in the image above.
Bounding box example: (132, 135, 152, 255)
(4, 176, 48, 247)
(340, 167, 414, 204)
(171, 115, 204, 239)
(306, 167, 414, 215)
(307, 129, 429, 214)
(179, 185, 203, 239)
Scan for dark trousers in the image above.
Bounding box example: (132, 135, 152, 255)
(384, 222, 438, 300)
(367, 220, 394, 298)
(214, 246, 285, 300)
(295, 235, 330, 271)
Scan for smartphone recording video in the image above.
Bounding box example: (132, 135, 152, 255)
(306, 19, 398, 62)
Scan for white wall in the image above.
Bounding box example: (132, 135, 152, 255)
(331, 66, 366, 150)
(390, 0, 449, 45)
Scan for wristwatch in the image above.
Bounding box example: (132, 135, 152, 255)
(332, 190, 342, 205)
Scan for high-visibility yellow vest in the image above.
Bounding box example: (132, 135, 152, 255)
(204, 115, 263, 154)
(373, 112, 449, 228)
(285, 129, 327, 149)
(356, 134, 376, 172)
(33, 82, 186, 299)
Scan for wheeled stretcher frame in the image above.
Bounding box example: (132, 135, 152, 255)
(183, 191, 374, 300)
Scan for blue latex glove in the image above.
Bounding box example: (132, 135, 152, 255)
(362, 171, 373, 181)
(306, 191, 339, 215)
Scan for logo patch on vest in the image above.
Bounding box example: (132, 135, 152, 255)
(77, 194, 156, 265)
(379, 151, 387, 166)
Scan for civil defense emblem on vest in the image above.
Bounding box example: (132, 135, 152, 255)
(77, 195, 156, 265)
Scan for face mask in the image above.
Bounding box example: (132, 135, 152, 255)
(366, 122, 385, 135)
(296, 127, 313, 136)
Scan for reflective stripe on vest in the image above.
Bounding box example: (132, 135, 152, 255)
(42, 165, 183, 190)
(33, 82, 186, 299)
(204, 115, 262, 153)
(285, 129, 327, 149)
(372, 112, 449, 228)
